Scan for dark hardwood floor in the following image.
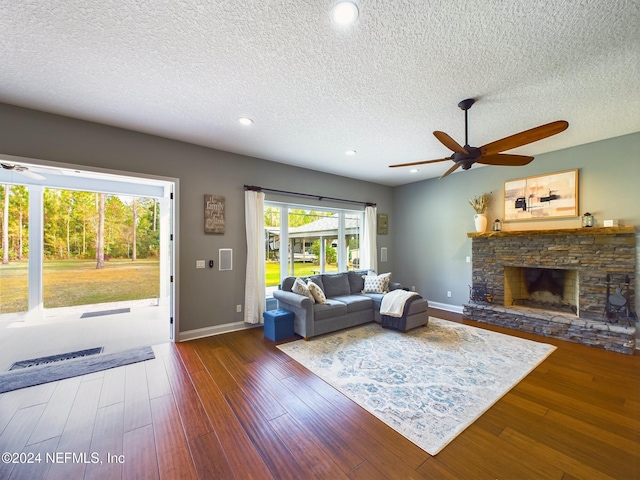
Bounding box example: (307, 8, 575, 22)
(1, 309, 638, 479)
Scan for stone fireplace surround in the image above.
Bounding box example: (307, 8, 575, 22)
(463, 226, 637, 355)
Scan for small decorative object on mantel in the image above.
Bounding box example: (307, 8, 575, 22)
(468, 192, 489, 232)
(493, 219, 502, 231)
(204, 194, 225, 234)
(582, 212, 594, 228)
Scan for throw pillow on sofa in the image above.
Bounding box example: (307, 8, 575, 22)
(347, 270, 370, 294)
(362, 272, 391, 294)
(292, 277, 315, 303)
(322, 272, 351, 297)
(308, 280, 329, 304)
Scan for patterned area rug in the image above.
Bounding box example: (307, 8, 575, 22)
(277, 318, 556, 455)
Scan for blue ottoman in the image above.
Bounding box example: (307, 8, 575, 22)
(263, 309, 295, 342)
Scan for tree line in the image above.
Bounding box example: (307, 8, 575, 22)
(1, 185, 160, 265)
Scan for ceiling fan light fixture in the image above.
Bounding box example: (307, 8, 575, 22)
(331, 2, 359, 26)
(238, 117, 254, 126)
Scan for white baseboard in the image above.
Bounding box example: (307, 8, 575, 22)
(428, 301, 464, 314)
(178, 320, 262, 342)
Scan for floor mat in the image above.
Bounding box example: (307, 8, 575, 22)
(80, 307, 131, 318)
(0, 346, 155, 393)
(9, 347, 104, 370)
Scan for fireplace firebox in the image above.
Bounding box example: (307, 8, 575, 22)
(504, 267, 577, 314)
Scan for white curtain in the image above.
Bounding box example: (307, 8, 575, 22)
(244, 190, 266, 324)
(362, 205, 378, 272)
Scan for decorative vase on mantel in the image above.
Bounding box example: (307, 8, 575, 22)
(469, 192, 490, 233)
(474, 213, 488, 233)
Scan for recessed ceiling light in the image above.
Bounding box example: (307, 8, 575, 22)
(346, 149, 357, 155)
(410, 168, 420, 173)
(331, 2, 359, 26)
(238, 117, 254, 126)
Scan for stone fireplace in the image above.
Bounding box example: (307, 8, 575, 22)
(463, 226, 637, 354)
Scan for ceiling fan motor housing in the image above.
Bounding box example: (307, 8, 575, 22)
(453, 146, 481, 169)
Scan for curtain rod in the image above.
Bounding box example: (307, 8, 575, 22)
(244, 185, 375, 207)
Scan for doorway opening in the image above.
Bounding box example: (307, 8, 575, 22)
(0, 156, 176, 371)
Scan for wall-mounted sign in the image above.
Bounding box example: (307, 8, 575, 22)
(204, 194, 225, 234)
(377, 213, 388, 235)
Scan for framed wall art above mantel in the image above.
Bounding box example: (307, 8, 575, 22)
(504, 169, 578, 222)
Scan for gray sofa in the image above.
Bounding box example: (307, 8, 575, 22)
(272, 270, 429, 339)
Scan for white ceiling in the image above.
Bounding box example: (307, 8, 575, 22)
(2, 1, 639, 186)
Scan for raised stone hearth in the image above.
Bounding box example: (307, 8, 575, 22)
(463, 226, 637, 354)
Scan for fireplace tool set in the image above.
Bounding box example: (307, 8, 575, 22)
(469, 284, 493, 304)
(604, 274, 637, 320)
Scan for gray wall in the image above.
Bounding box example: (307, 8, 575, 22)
(0, 103, 394, 334)
(2, 101, 636, 333)
(393, 132, 640, 313)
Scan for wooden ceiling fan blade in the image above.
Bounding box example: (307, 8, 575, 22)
(480, 120, 569, 156)
(478, 154, 534, 166)
(433, 131, 468, 154)
(440, 162, 461, 178)
(389, 157, 450, 168)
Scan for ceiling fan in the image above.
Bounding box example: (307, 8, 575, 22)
(1, 162, 46, 180)
(389, 98, 569, 178)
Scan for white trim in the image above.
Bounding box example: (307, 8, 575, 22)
(26, 185, 44, 321)
(178, 321, 262, 342)
(428, 301, 464, 314)
(264, 201, 364, 278)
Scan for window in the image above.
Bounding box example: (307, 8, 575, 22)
(264, 202, 363, 294)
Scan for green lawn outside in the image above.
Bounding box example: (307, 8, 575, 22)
(2, 258, 353, 313)
(0, 258, 160, 313)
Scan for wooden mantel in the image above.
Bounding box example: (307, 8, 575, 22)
(467, 225, 635, 238)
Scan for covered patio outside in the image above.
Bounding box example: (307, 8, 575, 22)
(265, 214, 362, 294)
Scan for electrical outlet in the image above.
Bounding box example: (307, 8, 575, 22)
(447, 291, 452, 298)
(196, 260, 205, 269)
(236, 304, 242, 313)
(466, 256, 471, 263)
(411, 286, 416, 291)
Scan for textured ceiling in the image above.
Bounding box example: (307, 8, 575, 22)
(2, 1, 639, 186)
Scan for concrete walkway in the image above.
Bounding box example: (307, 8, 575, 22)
(0, 299, 170, 371)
